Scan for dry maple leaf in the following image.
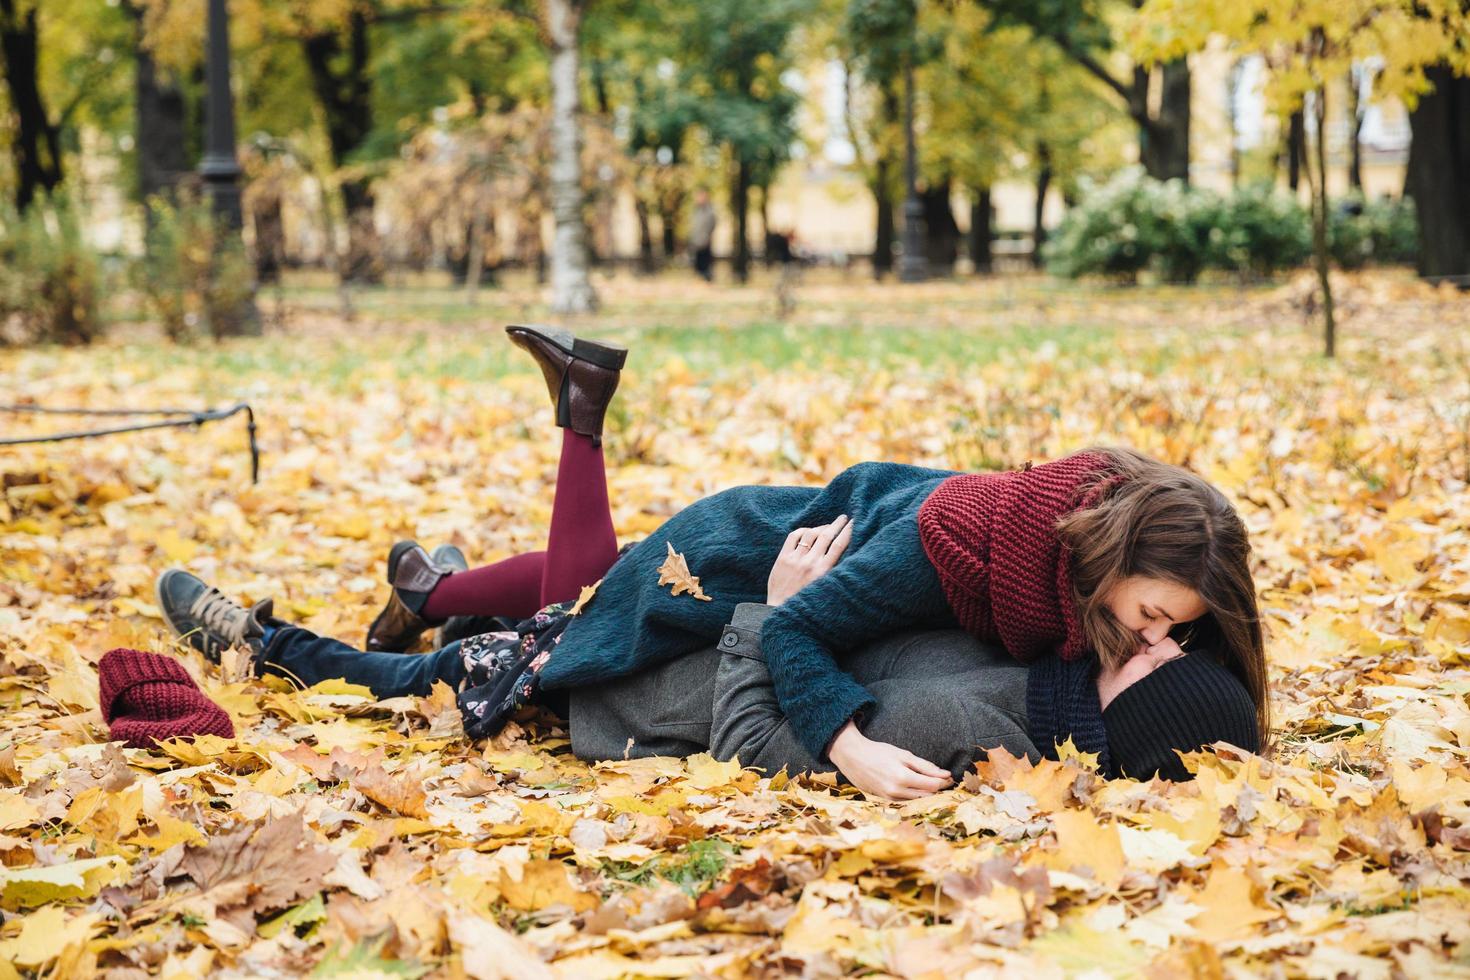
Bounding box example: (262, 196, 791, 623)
(418, 680, 463, 738)
(174, 813, 336, 929)
(355, 765, 431, 820)
(656, 543, 712, 601)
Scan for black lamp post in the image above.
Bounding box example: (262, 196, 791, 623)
(199, 0, 259, 334)
(898, 57, 928, 283)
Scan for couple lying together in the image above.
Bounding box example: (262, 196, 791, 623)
(158, 326, 1269, 800)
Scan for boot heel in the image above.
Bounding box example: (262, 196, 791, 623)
(571, 337, 628, 370)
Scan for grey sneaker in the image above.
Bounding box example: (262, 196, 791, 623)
(155, 569, 271, 663)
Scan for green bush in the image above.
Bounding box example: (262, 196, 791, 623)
(1209, 182, 1312, 278)
(1329, 193, 1420, 269)
(134, 192, 256, 341)
(1044, 170, 1174, 282)
(1156, 185, 1227, 284)
(1046, 172, 1319, 283)
(0, 199, 104, 345)
(1369, 196, 1418, 265)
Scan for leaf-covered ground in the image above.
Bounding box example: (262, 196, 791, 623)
(2, 271, 1469, 977)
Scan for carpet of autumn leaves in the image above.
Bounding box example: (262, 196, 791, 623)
(2, 270, 1470, 978)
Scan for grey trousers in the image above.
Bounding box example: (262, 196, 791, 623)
(567, 628, 1038, 781)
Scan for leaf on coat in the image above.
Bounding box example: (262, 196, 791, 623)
(656, 543, 712, 601)
(569, 578, 601, 615)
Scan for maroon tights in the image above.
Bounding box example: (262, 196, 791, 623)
(421, 429, 619, 621)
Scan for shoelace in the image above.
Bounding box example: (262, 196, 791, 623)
(189, 589, 249, 647)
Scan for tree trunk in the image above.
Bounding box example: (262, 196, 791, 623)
(1226, 60, 1244, 187)
(635, 197, 655, 274)
(1347, 66, 1364, 191)
(921, 177, 959, 272)
(1406, 64, 1469, 284)
(464, 190, 488, 299)
(0, 0, 63, 211)
(731, 156, 751, 283)
(758, 183, 770, 263)
(338, 178, 382, 284)
(1033, 142, 1053, 269)
(129, 5, 189, 206)
(545, 0, 598, 313)
(871, 159, 895, 280)
(660, 194, 679, 257)
(302, 13, 382, 285)
(969, 187, 992, 275)
(1137, 59, 1191, 183)
(251, 188, 285, 284)
(1308, 87, 1335, 357)
(1286, 110, 1305, 191)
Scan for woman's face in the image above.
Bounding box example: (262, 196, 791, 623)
(1103, 576, 1207, 648)
(1096, 576, 1207, 710)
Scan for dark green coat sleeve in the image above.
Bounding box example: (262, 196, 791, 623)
(759, 516, 956, 758)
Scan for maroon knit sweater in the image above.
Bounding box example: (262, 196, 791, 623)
(917, 451, 1117, 663)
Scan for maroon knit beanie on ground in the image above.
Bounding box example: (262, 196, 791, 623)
(98, 648, 235, 749)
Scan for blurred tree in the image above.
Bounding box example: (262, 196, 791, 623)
(1346, 62, 1372, 190)
(816, 0, 900, 278)
(0, 0, 129, 211)
(1134, 0, 1470, 351)
(585, 0, 700, 268)
(670, 0, 809, 283)
(138, 0, 539, 286)
(544, 0, 598, 311)
(0, 0, 63, 210)
(1406, 64, 1470, 284)
(921, 4, 1123, 273)
(843, 0, 927, 278)
(976, 0, 1192, 183)
(124, 2, 190, 207)
(1281, 108, 1305, 191)
(297, 8, 387, 284)
(846, 0, 932, 279)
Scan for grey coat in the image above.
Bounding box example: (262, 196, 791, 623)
(568, 603, 1038, 782)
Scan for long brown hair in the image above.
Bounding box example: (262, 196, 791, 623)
(1054, 447, 1270, 749)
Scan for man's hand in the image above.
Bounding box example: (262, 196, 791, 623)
(828, 719, 954, 801)
(1096, 636, 1189, 711)
(766, 515, 853, 606)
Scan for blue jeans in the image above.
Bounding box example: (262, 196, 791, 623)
(257, 626, 468, 699)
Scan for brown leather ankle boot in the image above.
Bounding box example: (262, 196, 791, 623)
(365, 541, 454, 653)
(506, 324, 627, 446)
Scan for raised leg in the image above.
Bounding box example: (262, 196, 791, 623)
(540, 428, 619, 605)
(420, 427, 619, 618)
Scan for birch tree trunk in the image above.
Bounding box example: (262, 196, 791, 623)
(545, 0, 598, 314)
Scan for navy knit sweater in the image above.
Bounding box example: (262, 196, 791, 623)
(539, 462, 960, 757)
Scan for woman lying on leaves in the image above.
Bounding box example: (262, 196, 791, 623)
(157, 325, 1267, 801)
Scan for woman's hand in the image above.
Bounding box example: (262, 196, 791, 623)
(827, 719, 954, 801)
(766, 515, 853, 606)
